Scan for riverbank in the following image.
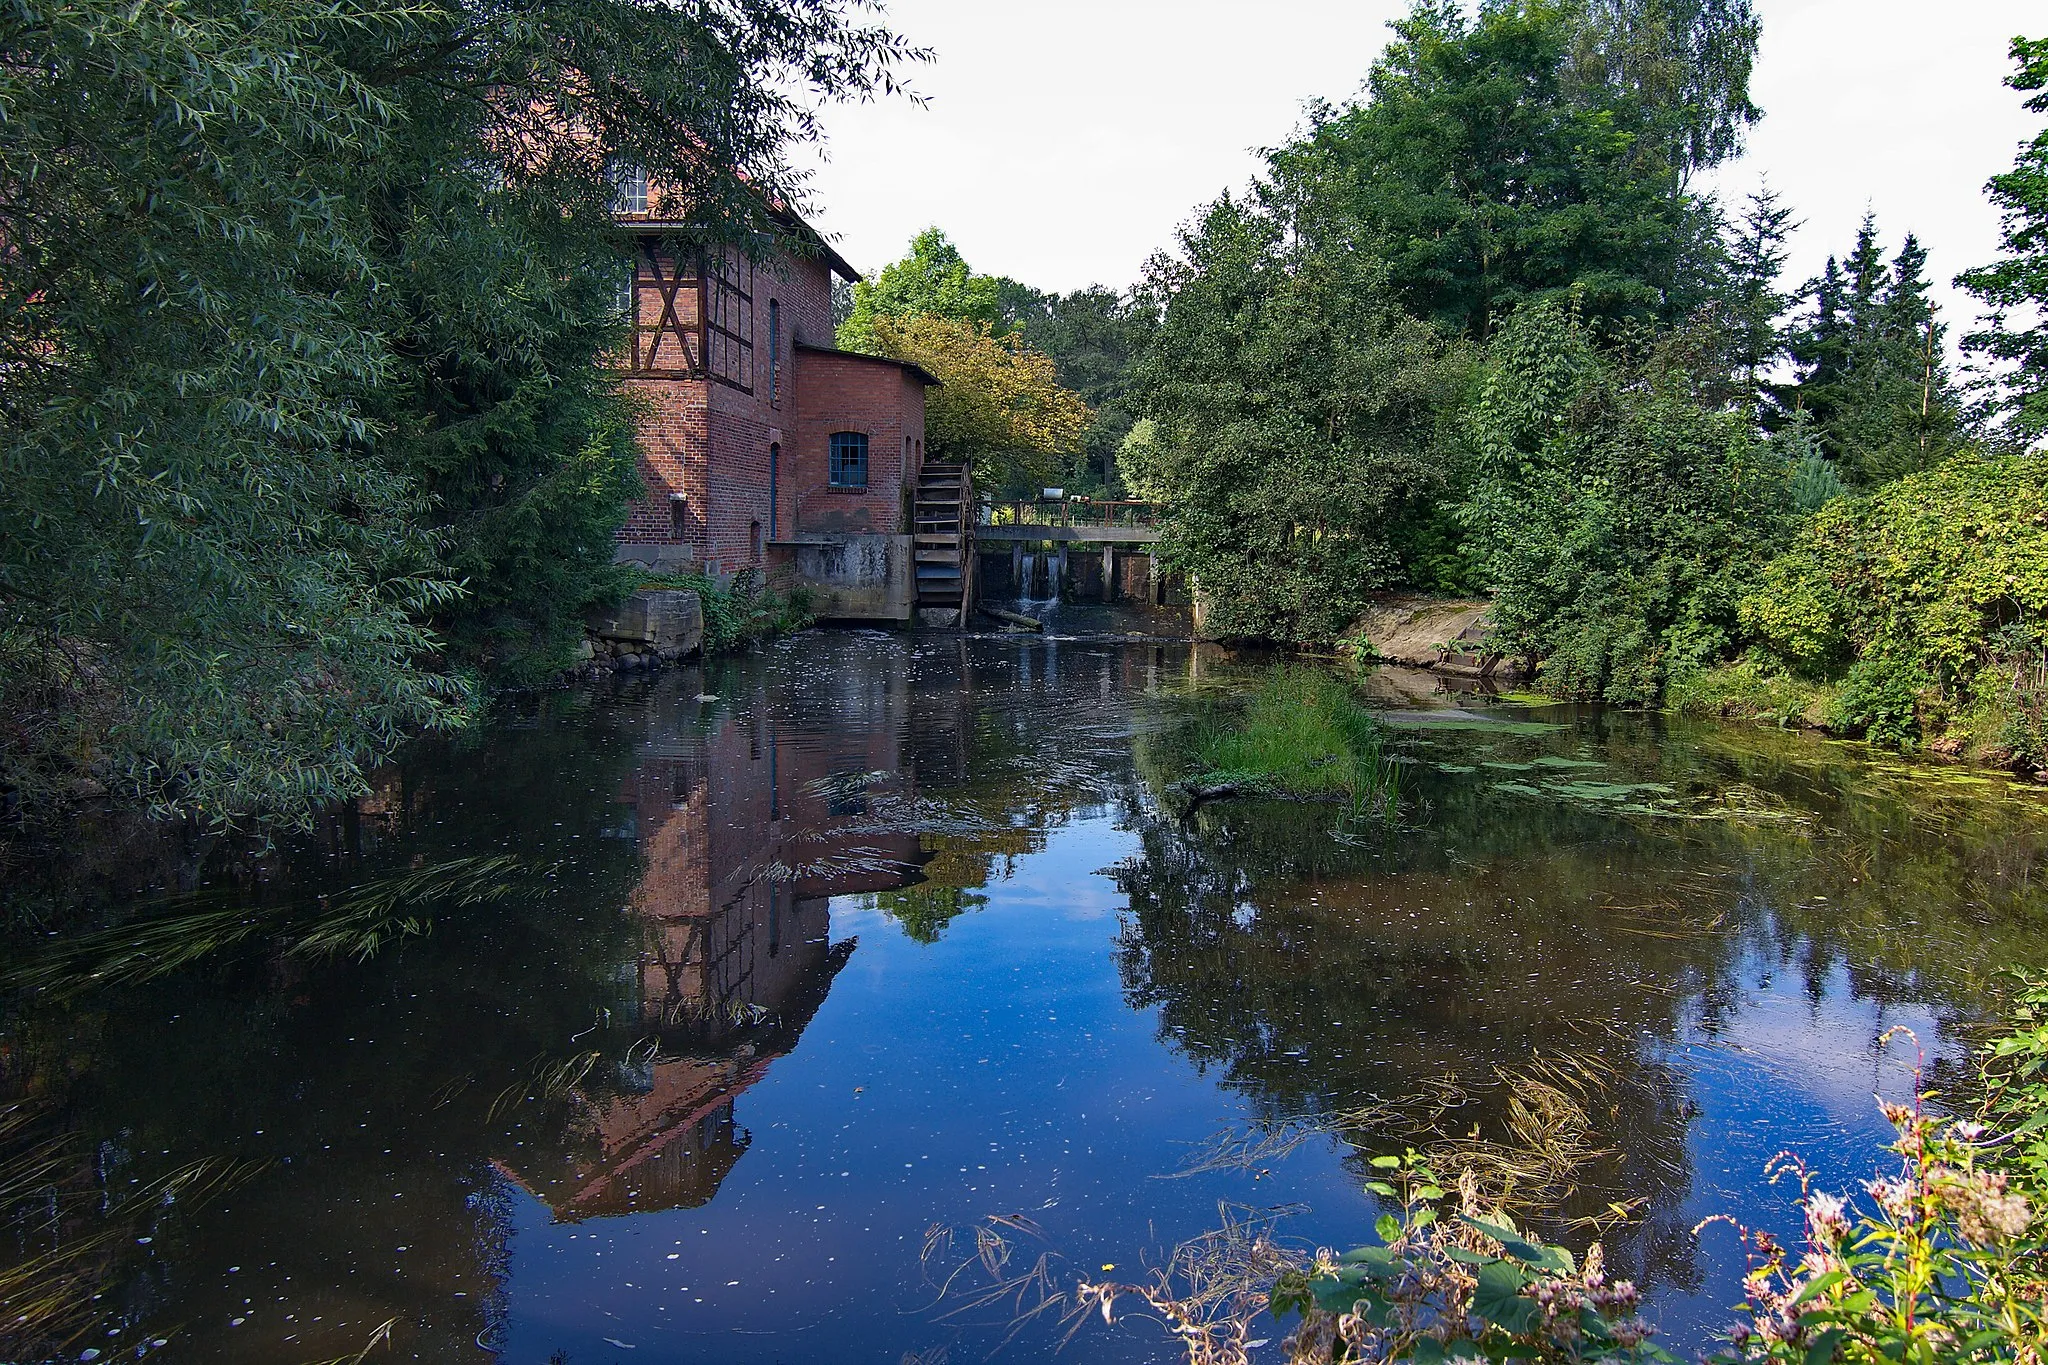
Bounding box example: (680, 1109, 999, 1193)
(1339, 593, 2045, 785)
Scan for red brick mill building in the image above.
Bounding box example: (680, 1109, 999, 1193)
(609, 168, 971, 622)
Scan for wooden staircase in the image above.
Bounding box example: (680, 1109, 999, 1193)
(912, 461, 974, 622)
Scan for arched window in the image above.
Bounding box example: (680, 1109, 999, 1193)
(828, 431, 868, 489)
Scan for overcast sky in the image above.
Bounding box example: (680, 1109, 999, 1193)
(796, 1, 2041, 332)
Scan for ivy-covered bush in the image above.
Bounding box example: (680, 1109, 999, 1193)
(1739, 451, 2048, 763)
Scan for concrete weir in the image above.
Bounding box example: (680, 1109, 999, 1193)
(785, 533, 915, 623)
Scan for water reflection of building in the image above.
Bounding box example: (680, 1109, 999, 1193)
(503, 682, 925, 1221)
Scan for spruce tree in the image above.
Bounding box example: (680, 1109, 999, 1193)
(1721, 185, 1799, 413)
(1787, 217, 1963, 484)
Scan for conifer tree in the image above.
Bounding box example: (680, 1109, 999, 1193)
(1787, 217, 1963, 484)
(1721, 186, 1799, 412)
(1958, 35, 2048, 439)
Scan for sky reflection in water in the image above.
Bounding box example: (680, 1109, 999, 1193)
(8, 631, 2048, 1364)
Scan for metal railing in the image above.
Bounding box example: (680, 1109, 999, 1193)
(981, 498, 1165, 530)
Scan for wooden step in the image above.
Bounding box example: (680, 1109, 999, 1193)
(914, 534, 960, 547)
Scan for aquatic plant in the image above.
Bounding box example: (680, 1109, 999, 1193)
(0, 1102, 264, 1361)
(4, 854, 531, 1000)
(1160, 668, 1402, 824)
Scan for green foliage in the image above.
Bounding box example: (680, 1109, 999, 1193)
(1785, 217, 1966, 486)
(630, 570, 814, 655)
(0, 0, 918, 831)
(1707, 1082, 2043, 1361)
(1131, 195, 1468, 643)
(839, 231, 1097, 495)
(837, 227, 1007, 349)
(1462, 298, 1793, 704)
(1191, 670, 1397, 805)
(1740, 451, 2048, 758)
(1267, 0, 1756, 341)
(1721, 186, 1800, 412)
(1271, 1154, 1666, 1362)
(1774, 413, 1848, 511)
(865, 312, 1091, 495)
(1958, 35, 2048, 441)
(1010, 286, 1158, 494)
(1665, 656, 1834, 728)
(867, 882, 989, 945)
(0, 0, 472, 830)
(1271, 982, 2048, 1364)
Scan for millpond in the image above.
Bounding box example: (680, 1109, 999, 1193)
(6, 630, 2048, 1363)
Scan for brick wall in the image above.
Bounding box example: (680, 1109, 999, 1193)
(791, 353, 929, 536)
(616, 241, 933, 572)
(618, 378, 710, 551)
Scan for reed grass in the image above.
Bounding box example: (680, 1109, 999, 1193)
(1176, 668, 1402, 823)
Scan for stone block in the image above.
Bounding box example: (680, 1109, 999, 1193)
(589, 589, 704, 658)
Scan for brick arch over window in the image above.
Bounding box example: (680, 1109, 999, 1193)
(828, 431, 868, 489)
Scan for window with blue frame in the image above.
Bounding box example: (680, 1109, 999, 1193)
(828, 431, 868, 489)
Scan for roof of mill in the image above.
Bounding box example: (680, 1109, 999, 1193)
(794, 342, 942, 388)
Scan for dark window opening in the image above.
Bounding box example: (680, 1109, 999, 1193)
(768, 299, 781, 407)
(768, 443, 780, 539)
(829, 432, 869, 489)
(669, 495, 688, 541)
(750, 520, 763, 562)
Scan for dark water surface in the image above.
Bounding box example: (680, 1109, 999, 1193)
(8, 630, 2048, 1364)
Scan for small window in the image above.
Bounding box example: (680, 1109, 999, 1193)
(829, 432, 868, 489)
(669, 494, 687, 541)
(617, 260, 636, 322)
(768, 299, 782, 407)
(750, 519, 763, 561)
(611, 163, 648, 215)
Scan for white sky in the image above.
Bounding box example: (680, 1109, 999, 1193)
(797, 0, 2041, 333)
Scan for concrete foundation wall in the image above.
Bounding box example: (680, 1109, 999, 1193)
(790, 534, 914, 622)
(976, 545, 1186, 607)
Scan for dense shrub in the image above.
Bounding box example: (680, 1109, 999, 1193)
(1740, 451, 2048, 762)
(1461, 300, 1795, 705)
